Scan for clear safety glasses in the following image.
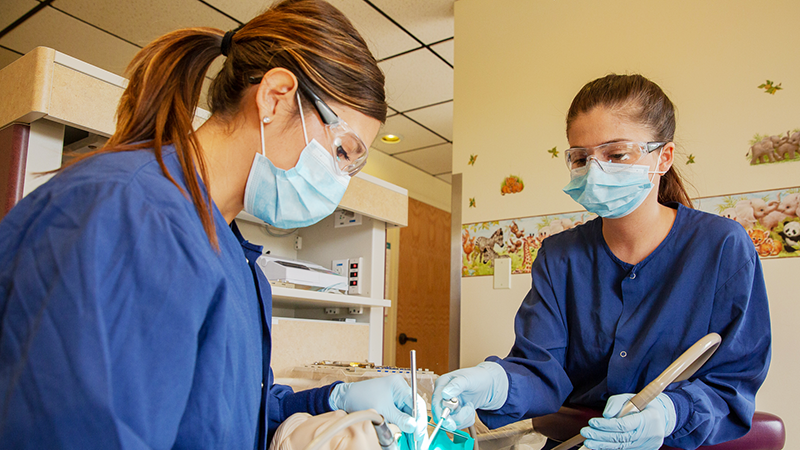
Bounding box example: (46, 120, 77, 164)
(564, 141, 666, 173)
(249, 75, 369, 177)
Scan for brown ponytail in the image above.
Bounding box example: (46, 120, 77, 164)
(566, 74, 694, 208)
(61, 0, 386, 251)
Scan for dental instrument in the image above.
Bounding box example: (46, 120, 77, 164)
(410, 350, 418, 450)
(426, 398, 459, 449)
(551, 333, 722, 450)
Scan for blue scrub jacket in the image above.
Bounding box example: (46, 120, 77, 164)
(478, 204, 771, 450)
(0, 147, 337, 449)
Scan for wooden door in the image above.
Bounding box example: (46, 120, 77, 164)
(395, 198, 451, 375)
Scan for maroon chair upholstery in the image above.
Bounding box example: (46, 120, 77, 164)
(0, 123, 30, 221)
(532, 405, 785, 449)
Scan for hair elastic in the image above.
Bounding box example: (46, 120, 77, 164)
(220, 30, 236, 56)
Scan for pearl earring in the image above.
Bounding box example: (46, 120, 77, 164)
(262, 117, 271, 124)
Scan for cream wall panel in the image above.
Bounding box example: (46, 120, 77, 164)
(0, 47, 54, 128)
(455, 0, 799, 225)
(339, 175, 408, 227)
(49, 63, 121, 136)
(270, 318, 370, 377)
(758, 258, 800, 446)
(362, 148, 451, 213)
(455, 0, 799, 445)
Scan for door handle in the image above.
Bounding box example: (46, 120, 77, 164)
(398, 333, 418, 345)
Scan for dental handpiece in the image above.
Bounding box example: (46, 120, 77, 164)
(550, 333, 721, 450)
(427, 398, 459, 445)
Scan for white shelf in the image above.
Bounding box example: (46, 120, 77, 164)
(270, 286, 391, 309)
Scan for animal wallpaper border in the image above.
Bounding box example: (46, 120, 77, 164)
(462, 186, 800, 277)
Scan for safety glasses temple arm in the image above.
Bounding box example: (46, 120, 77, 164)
(246, 74, 341, 126)
(297, 81, 340, 126)
(645, 141, 668, 152)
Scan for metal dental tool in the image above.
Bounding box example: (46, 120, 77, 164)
(426, 397, 459, 448)
(410, 350, 418, 450)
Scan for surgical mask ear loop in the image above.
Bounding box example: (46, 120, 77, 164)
(297, 92, 309, 145)
(648, 148, 668, 183)
(260, 116, 266, 157)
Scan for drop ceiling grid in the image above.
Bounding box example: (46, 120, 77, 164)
(0, 0, 455, 182)
(52, 0, 240, 48)
(372, 115, 446, 155)
(0, 0, 40, 31)
(0, 7, 141, 77)
(394, 142, 453, 176)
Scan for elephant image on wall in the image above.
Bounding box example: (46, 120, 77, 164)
(748, 130, 800, 165)
(775, 131, 800, 160)
(747, 136, 781, 164)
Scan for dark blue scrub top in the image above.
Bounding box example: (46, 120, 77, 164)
(0, 147, 336, 449)
(478, 204, 771, 449)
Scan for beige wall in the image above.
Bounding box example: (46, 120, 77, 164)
(362, 147, 452, 212)
(455, 0, 799, 444)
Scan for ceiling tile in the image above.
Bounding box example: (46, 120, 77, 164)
(0, 47, 21, 71)
(327, 0, 420, 60)
(369, 0, 454, 44)
(0, 7, 140, 76)
(201, 0, 418, 60)
(0, 0, 38, 31)
(430, 39, 454, 66)
(404, 101, 453, 141)
(53, 0, 239, 48)
(379, 49, 453, 112)
(394, 142, 452, 175)
(371, 114, 445, 155)
(202, 0, 266, 23)
(435, 173, 452, 184)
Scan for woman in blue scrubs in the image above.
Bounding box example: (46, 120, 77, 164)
(0, 0, 423, 448)
(432, 74, 771, 450)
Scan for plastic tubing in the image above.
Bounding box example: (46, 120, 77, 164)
(303, 410, 398, 450)
(550, 333, 721, 450)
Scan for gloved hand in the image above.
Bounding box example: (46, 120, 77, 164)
(581, 393, 676, 450)
(329, 374, 427, 441)
(431, 361, 509, 430)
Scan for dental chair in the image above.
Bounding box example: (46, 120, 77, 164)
(532, 405, 785, 450)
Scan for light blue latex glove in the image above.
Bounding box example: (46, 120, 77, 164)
(581, 393, 677, 450)
(329, 374, 427, 441)
(431, 361, 509, 430)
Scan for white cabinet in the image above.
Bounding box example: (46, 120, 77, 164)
(236, 171, 408, 368)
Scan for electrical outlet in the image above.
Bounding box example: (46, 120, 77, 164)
(324, 307, 340, 315)
(348, 306, 363, 315)
(332, 259, 348, 277)
(334, 209, 362, 228)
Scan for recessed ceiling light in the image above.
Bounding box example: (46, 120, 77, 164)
(381, 133, 402, 144)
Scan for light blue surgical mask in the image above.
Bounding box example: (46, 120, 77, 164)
(563, 159, 661, 219)
(243, 94, 350, 229)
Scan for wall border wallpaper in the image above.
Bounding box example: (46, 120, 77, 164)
(462, 186, 800, 277)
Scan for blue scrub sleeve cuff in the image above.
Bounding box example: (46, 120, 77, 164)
(284, 381, 343, 418)
(477, 356, 569, 429)
(663, 389, 692, 438)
